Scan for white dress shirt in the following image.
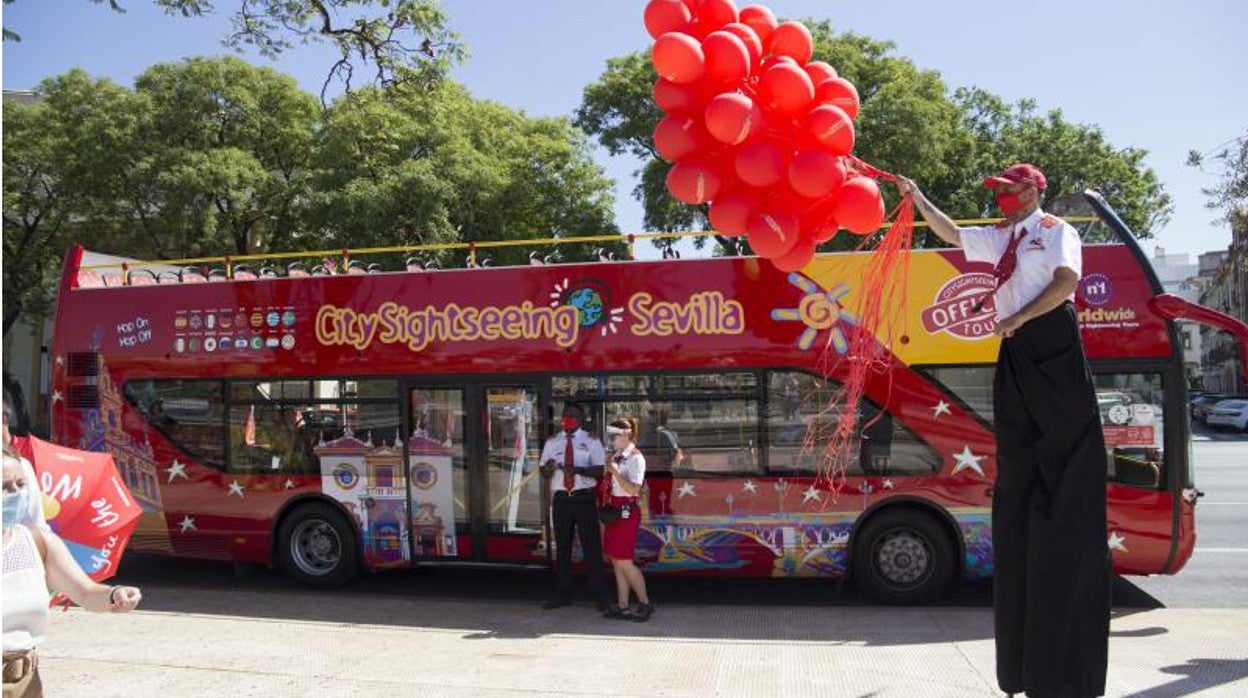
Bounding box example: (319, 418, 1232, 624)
(540, 428, 606, 493)
(609, 444, 646, 498)
(960, 208, 1083, 322)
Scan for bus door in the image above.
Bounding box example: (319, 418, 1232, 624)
(404, 384, 548, 564)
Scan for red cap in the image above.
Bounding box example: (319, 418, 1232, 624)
(982, 163, 1047, 191)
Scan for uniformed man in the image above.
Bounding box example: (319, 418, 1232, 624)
(539, 402, 608, 610)
(900, 164, 1110, 698)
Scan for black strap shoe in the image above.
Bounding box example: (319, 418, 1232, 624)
(602, 603, 633, 620)
(631, 602, 653, 622)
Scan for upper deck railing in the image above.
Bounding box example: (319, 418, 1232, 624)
(72, 217, 1100, 289)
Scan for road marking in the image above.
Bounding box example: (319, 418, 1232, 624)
(1195, 547, 1248, 553)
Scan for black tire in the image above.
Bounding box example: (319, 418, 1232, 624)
(276, 501, 361, 588)
(852, 508, 956, 603)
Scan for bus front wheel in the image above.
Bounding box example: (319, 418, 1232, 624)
(277, 502, 361, 588)
(852, 508, 955, 603)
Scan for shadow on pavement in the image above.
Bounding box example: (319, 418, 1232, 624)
(1123, 658, 1248, 698)
(106, 553, 1173, 646)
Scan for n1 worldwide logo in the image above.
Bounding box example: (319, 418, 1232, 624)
(921, 273, 998, 340)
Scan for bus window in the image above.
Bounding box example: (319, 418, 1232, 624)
(124, 379, 226, 467)
(1094, 373, 1165, 489)
(766, 371, 941, 477)
(605, 399, 759, 475)
(917, 366, 995, 426)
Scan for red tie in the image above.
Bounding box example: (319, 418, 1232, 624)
(993, 227, 1027, 287)
(563, 434, 575, 491)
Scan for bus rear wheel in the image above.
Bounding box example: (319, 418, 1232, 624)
(277, 502, 361, 588)
(852, 508, 955, 603)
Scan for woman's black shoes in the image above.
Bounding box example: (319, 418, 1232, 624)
(603, 603, 633, 620)
(631, 602, 654, 622)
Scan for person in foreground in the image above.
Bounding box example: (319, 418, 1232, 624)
(3, 449, 144, 698)
(900, 164, 1111, 698)
(600, 418, 652, 622)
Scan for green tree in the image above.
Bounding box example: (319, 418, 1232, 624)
(2, 70, 138, 334)
(575, 20, 1171, 253)
(310, 83, 622, 266)
(3, 0, 465, 102)
(1188, 132, 1248, 227)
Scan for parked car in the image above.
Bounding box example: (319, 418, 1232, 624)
(1207, 399, 1248, 431)
(1192, 394, 1230, 423)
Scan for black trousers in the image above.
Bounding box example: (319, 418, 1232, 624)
(993, 302, 1111, 698)
(551, 489, 606, 599)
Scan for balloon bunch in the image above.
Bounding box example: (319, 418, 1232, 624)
(647, 0, 888, 271)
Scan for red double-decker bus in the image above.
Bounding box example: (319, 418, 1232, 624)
(48, 192, 1247, 601)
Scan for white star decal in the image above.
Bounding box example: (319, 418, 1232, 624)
(1108, 531, 1128, 552)
(51, 390, 64, 404)
(932, 400, 952, 419)
(283, 479, 295, 490)
(676, 481, 696, 498)
(166, 459, 188, 484)
(802, 485, 822, 503)
(178, 516, 196, 533)
(742, 479, 758, 493)
(951, 446, 985, 477)
(227, 480, 245, 497)
(882, 478, 895, 490)
(55, 355, 65, 368)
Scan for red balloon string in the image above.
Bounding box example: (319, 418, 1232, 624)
(810, 186, 916, 502)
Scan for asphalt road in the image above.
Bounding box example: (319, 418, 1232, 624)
(107, 425, 1246, 613)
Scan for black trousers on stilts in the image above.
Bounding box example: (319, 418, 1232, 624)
(551, 489, 606, 600)
(992, 302, 1111, 698)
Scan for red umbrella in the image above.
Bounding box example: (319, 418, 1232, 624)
(12, 436, 142, 583)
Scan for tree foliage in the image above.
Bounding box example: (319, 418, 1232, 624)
(575, 20, 1172, 253)
(3, 0, 466, 102)
(2, 58, 620, 333)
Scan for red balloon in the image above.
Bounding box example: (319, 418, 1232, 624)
(832, 176, 886, 235)
(666, 157, 723, 205)
(815, 77, 861, 120)
(704, 92, 763, 145)
(757, 61, 815, 114)
(653, 78, 702, 114)
(771, 239, 816, 272)
(654, 114, 709, 162)
(644, 0, 693, 39)
(804, 104, 855, 156)
(804, 61, 838, 85)
(702, 30, 751, 84)
(738, 5, 778, 48)
(734, 140, 789, 187)
(788, 150, 848, 199)
(720, 22, 763, 65)
(653, 32, 706, 84)
(747, 208, 800, 258)
(769, 21, 814, 63)
(708, 189, 760, 236)
(691, 0, 738, 32)
(800, 198, 840, 243)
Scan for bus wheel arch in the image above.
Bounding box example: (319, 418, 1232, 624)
(849, 498, 962, 603)
(272, 495, 364, 588)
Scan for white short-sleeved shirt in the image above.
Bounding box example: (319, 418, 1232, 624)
(610, 444, 646, 497)
(959, 208, 1082, 321)
(539, 429, 606, 493)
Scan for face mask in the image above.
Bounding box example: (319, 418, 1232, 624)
(2, 488, 27, 531)
(561, 416, 580, 432)
(995, 190, 1028, 217)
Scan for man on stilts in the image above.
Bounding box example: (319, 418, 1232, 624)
(900, 164, 1111, 698)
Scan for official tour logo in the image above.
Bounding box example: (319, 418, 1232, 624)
(1080, 273, 1114, 307)
(921, 273, 998, 340)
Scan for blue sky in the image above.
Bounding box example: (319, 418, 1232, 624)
(4, 1, 1246, 262)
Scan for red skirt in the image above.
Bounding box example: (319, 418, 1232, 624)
(602, 496, 641, 560)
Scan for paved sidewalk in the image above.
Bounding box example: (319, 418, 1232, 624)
(36, 588, 1248, 697)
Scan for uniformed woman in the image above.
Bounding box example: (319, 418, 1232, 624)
(601, 418, 653, 622)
